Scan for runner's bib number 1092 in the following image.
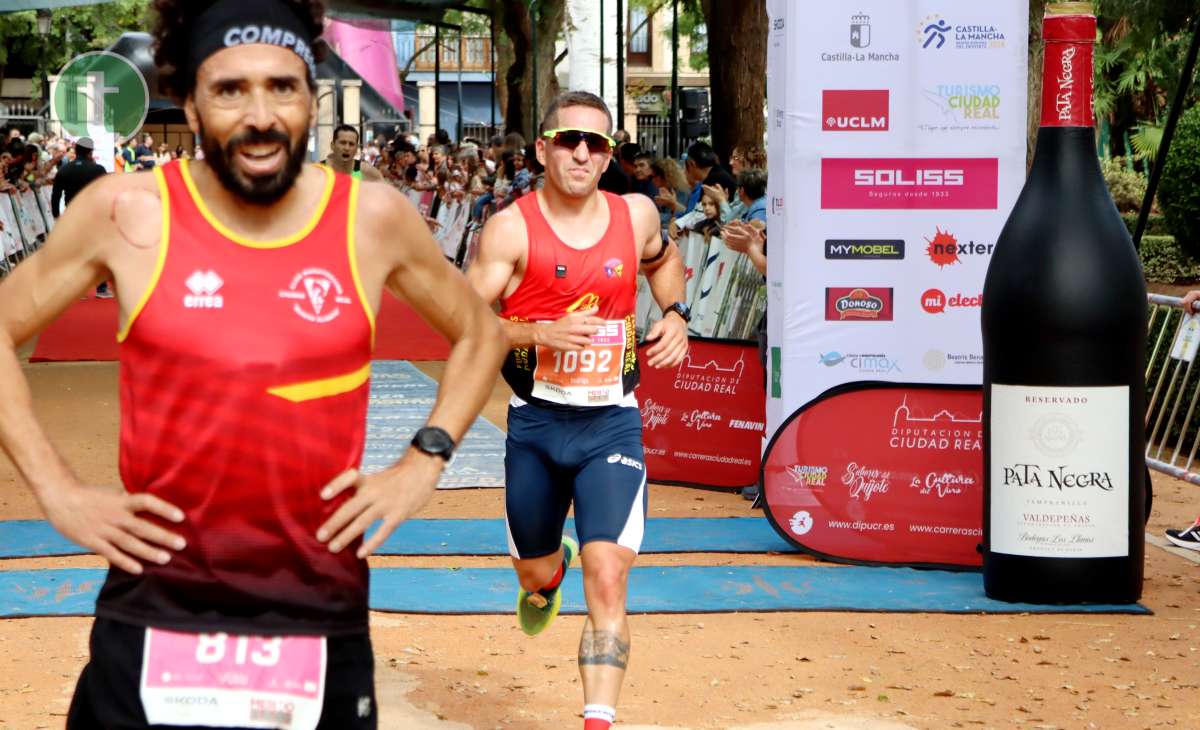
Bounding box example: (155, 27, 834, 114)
(533, 319, 626, 406)
(139, 627, 326, 729)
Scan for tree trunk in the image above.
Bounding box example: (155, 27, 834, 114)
(500, 0, 533, 138)
(701, 0, 767, 167)
(497, 0, 565, 141)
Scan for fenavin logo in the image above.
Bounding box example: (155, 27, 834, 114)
(825, 239, 904, 260)
(822, 90, 889, 131)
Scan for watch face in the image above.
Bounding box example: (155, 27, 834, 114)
(416, 427, 453, 455)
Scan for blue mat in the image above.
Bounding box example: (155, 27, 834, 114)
(364, 361, 505, 489)
(0, 566, 1150, 618)
(0, 518, 794, 559)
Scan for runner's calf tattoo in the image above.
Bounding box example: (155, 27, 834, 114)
(578, 630, 630, 669)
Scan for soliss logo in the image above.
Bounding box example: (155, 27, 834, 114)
(854, 169, 964, 186)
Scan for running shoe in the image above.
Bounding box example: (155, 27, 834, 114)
(1165, 519, 1200, 552)
(517, 535, 578, 637)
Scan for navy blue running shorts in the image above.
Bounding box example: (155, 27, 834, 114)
(504, 403, 648, 559)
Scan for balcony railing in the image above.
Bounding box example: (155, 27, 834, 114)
(413, 34, 493, 72)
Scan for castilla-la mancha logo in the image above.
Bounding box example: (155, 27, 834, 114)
(279, 268, 352, 323)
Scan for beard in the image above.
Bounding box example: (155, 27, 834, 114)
(198, 119, 309, 206)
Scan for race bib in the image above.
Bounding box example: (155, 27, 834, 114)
(140, 628, 326, 730)
(532, 319, 626, 406)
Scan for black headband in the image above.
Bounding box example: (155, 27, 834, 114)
(188, 0, 317, 82)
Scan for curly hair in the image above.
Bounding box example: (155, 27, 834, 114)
(151, 0, 328, 103)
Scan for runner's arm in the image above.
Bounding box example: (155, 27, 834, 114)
(0, 179, 114, 494)
(0, 176, 186, 572)
(629, 193, 688, 368)
(466, 210, 600, 350)
(630, 194, 686, 312)
(370, 187, 506, 444)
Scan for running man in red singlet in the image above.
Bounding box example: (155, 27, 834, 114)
(0, 2, 504, 728)
(467, 91, 688, 730)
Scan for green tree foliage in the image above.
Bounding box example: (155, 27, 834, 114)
(1156, 104, 1200, 259)
(0, 2, 152, 100)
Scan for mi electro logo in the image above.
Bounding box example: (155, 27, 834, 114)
(825, 239, 905, 260)
(821, 157, 999, 210)
(822, 90, 889, 131)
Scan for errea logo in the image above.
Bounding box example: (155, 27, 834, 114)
(184, 270, 224, 309)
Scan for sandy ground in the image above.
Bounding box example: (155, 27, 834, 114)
(0, 354, 1197, 730)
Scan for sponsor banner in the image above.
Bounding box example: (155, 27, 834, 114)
(820, 157, 999, 210)
(763, 384, 984, 568)
(824, 287, 894, 321)
(825, 239, 905, 260)
(822, 89, 890, 131)
(637, 339, 765, 488)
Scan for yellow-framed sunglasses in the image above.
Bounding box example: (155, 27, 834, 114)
(541, 127, 617, 154)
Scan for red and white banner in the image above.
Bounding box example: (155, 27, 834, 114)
(637, 339, 764, 488)
(763, 384, 983, 568)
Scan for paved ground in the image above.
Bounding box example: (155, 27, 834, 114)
(0, 354, 1196, 729)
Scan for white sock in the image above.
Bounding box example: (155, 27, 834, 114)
(584, 703, 616, 727)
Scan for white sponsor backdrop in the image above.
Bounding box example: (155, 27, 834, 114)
(765, 0, 1029, 436)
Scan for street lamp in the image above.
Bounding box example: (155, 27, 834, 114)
(36, 10, 52, 121)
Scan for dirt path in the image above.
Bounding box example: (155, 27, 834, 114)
(0, 360, 1197, 729)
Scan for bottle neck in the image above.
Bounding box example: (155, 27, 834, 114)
(1039, 15, 1096, 128)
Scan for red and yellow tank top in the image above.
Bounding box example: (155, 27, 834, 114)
(99, 160, 376, 635)
(499, 191, 639, 409)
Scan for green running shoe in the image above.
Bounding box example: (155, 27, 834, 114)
(517, 535, 578, 637)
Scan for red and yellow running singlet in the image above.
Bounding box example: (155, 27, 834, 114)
(499, 191, 639, 409)
(99, 160, 375, 635)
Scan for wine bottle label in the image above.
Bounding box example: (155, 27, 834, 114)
(1040, 14, 1096, 128)
(990, 384, 1129, 558)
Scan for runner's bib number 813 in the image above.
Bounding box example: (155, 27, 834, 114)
(140, 627, 326, 729)
(533, 319, 626, 406)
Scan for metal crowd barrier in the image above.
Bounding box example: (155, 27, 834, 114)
(1146, 292, 1200, 486)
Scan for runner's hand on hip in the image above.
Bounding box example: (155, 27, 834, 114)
(644, 313, 689, 369)
(536, 307, 605, 351)
(317, 451, 444, 559)
(40, 483, 186, 575)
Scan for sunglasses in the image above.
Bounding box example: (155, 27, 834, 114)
(542, 128, 616, 154)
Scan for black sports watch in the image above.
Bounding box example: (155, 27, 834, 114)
(411, 426, 456, 462)
(664, 301, 692, 323)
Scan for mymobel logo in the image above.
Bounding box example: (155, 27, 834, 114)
(822, 90, 889, 131)
(825, 239, 904, 260)
(821, 158, 998, 210)
(52, 52, 149, 141)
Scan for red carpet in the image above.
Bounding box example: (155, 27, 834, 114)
(30, 295, 450, 362)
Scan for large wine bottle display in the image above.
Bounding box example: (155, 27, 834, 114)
(981, 2, 1146, 603)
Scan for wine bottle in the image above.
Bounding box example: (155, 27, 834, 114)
(981, 1, 1146, 603)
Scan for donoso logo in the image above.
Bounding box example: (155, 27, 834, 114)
(821, 157, 998, 210)
(921, 288, 983, 314)
(825, 287, 894, 321)
(822, 90, 889, 131)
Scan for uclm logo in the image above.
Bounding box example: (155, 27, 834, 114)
(822, 90, 889, 131)
(821, 157, 998, 210)
(825, 287, 894, 321)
